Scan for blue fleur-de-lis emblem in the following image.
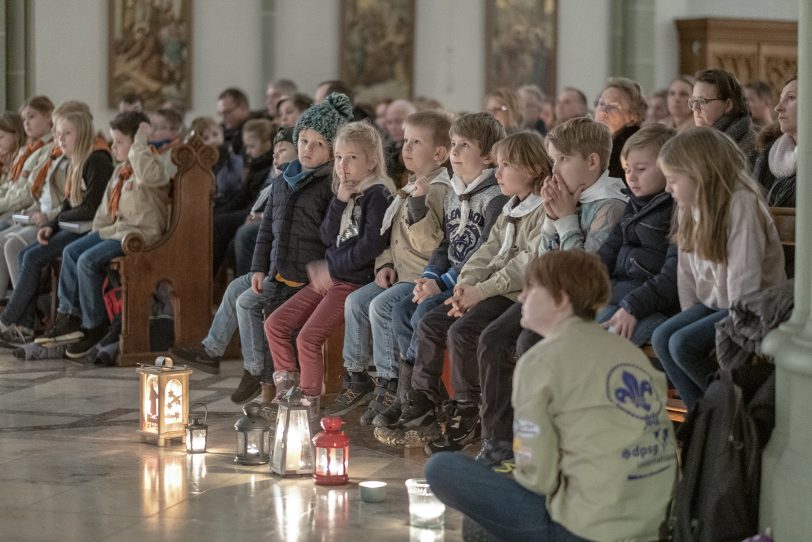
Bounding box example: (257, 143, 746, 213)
(606, 364, 662, 423)
(614, 370, 653, 411)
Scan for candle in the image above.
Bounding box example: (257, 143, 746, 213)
(405, 478, 445, 529)
(286, 426, 302, 472)
(359, 481, 387, 503)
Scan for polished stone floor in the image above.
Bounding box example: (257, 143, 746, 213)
(0, 352, 463, 541)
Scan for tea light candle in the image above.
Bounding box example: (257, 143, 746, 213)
(359, 481, 387, 503)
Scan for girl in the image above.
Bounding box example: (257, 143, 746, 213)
(0, 113, 25, 185)
(0, 109, 113, 348)
(483, 87, 522, 133)
(663, 76, 696, 133)
(651, 127, 785, 409)
(594, 77, 647, 182)
(264, 121, 395, 411)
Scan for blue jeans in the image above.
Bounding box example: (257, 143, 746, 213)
(596, 304, 669, 347)
(390, 288, 453, 364)
(0, 230, 83, 329)
(58, 232, 125, 329)
(651, 303, 728, 410)
(342, 281, 414, 378)
(425, 453, 589, 542)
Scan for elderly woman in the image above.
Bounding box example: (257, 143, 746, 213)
(690, 68, 756, 162)
(663, 76, 696, 133)
(753, 75, 797, 208)
(484, 87, 523, 133)
(594, 77, 647, 182)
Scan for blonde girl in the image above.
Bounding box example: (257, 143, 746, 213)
(651, 127, 785, 409)
(265, 121, 395, 408)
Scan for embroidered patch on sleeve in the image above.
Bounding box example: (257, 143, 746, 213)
(513, 417, 541, 439)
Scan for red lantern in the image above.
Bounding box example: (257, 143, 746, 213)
(312, 416, 349, 485)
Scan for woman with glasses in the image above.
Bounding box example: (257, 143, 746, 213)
(483, 87, 522, 133)
(663, 75, 696, 133)
(594, 77, 648, 183)
(690, 68, 757, 162)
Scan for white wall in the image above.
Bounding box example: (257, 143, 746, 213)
(557, 0, 612, 104)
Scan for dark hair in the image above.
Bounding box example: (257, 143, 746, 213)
(21, 95, 55, 117)
(563, 86, 588, 108)
(317, 80, 354, 101)
(110, 110, 151, 139)
(119, 93, 142, 106)
(155, 107, 184, 132)
(694, 69, 749, 118)
(218, 87, 249, 107)
(277, 93, 314, 114)
(744, 80, 774, 102)
(449, 112, 505, 161)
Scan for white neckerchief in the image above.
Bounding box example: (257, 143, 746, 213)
(497, 194, 543, 257)
(379, 167, 451, 235)
(450, 168, 494, 236)
(579, 170, 628, 204)
(768, 133, 797, 178)
(337, 174, 385, 246)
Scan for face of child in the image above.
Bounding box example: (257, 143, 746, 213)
(273, 140, 297, 169)
(334, 140, 375, 184)
(519, 283, 562, 337)
(547, 141, 600, 192)
(297, 128, 331, 169)
(0, 130, 18, 156)
(402, 124, 441, 177)
(56, 118, 78, 157)
(278, 101, 302, 128)
(21, 106, 51, 140)
(109, 129, 134, 163)
(623, 148, 666, 198)
(661, 165, 698, 209)
(449, 135, 489, 183)
(243, 133, 271, 160)
(202, 126, 224, 147)
(691, 81, 732, 128)
(150, 115, 175, 142)
(495, 152, 533, 199)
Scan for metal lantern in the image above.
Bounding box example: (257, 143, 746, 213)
(271, 386, 315, 476)
(234, 402, 271, 465)
(137, 359, 192, 446)
(186, 402, 208, 453)
(312, 416, 349, 485)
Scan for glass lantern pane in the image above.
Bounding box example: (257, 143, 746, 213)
(164, 379, 184, 426)
(271, 410, 288, 471)
(143, 374, 159, 433)
(237, 431, 245, 454)
(286, 409, 313, 473)
(247, 431, 260, 456)
(190, 429, 207, 452)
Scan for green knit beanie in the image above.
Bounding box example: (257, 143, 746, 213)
(293, 92, 353, 148)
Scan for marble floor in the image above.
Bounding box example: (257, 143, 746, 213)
(0, 352, 463, 541)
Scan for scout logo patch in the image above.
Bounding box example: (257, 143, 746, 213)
(605, 364, 663, 425)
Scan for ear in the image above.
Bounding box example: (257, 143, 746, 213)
(588, 152, 601, 171)
(481, 152, 493, 167)
(723, 98, 733, 114)
(434, 146, 449, 164)
(554, 290, 572, 313)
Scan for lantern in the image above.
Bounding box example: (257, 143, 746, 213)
(234, 402, 271, 465)
(271, 387, 315, 476)
(312, 416, 349, 485)
(137, 359, 192, 446)
(186, 402, 208, 453)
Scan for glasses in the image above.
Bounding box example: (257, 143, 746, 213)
(688, 97, 724, 111)
(594, 100, 624, 114)
(486, 105, 508, 115)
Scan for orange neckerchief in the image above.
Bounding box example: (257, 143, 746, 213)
(31, 146, 64, 199)
(64, 137, 111, 198)
(9, 139, 46, 181)
(107, 163, 133, 217)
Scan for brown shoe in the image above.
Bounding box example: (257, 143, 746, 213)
(261, 382, 275, 405)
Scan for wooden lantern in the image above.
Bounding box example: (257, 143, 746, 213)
(137, 361, 192, 447)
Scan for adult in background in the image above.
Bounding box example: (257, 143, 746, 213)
(554, 86, 589, 125)
(517, 84, 548, 134)
(594, 77, 646, 182)
(265, 78, 298, 118)
(744, 80, 775, 129)
(217, 87, 251, 158)
(663, 76, 695, 134)
(484, 87, 522, 133)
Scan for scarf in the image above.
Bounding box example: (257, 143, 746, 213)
(9, 139, 46, 181)
(714, 114, 752, 145)
(379, 167, 451, 235)
(450, 168, 495, 236)
(283, 160, 312, 190)
(497, 194, 543, 257)
(31, 145, 64, 199)
(337, 174, 389, 246)
(579, 170, 628, 204)
(107, 163, 133, 217)
(768, 133, 797, 178)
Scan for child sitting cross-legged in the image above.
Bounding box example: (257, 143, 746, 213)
(425, 250, 677, 542)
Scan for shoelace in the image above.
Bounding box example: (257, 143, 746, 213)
(493, 460, 516, 475)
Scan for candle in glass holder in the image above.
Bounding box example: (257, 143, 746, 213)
(405, 478, 445, 529)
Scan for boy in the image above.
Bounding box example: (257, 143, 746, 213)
(369, 112, 507, 439)
(189, 116, 243, 214)
(597, 123, 680, 346)
(426, 251, 676, 542)
(325, 110, 451, 422)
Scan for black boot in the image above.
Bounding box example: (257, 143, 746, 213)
(360, 377, 398, 426)
(372, 360, 413, 428)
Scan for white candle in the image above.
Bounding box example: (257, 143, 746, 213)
(286, 427, 302, 472)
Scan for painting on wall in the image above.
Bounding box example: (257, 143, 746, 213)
(340, 0, 415, 105)
(485, 0, 557, 98)
(108, 0, 192, 110)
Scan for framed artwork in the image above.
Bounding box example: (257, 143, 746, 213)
(485, 0, 557, 98)
(340, 0, 415, 104)
(108, 0, 193, 110)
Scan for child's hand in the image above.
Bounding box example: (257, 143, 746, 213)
(451, 284, 482, 314)
(601, 308, 638, 340)
(29, 212, 48, 227)
(37, 226, 53, 245)
(250, 272, 265, 294)
(411, 176, 430, 198)
(375, 267, 397, 288)
(542, 173, 581, 220)
(336, 179, 358, 203)
(307, 259, 332, 295)
(412, 277, 440, 304)
(136, 122, 152, 143)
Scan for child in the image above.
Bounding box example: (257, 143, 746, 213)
(597, 123, 680, 346)
(190, 116, 243, 213)
(276, 93, 313, 128)
(651, 127, 785, 409)
(169, 93, 352, 406)
(265, 121, 395, 411)
(0, 113, 25, 186)
(473, 116, 628, 466)
(426, 250, 676, 542)
(375, 131, 547, 451)
(330, 110, 451, 424)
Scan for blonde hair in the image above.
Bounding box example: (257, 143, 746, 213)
(190, 116, 219, 137)
(546, 117, 612, 170)
(243, 118, 275, 142)
(621, 123, 676, 161)
(492, 131, 552, 194)
(658, 127, 766, 263)
(332, 121, 393, 192)
(404, 110, 452, 149)
(59, 111, 96, 207)
(603, 77, 648, 125)
(484, 87, 523, 128)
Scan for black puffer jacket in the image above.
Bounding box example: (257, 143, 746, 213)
(609, 124, 641, 183)
(598, 190, 679, 319)
(250, 160, 333, 283)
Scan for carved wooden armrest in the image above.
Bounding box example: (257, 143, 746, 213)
(121, 232, 146, 255)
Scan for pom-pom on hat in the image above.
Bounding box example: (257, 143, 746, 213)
(293, 92, 353, 148)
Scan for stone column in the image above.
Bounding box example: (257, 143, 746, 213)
(760, 0, 812, 538)
(5, 0, 28, 109)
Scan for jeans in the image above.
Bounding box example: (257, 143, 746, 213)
(390, 289, 453, 364)
(596, 304, 668, 347)
(342, 281, 414, 378)
(651, 303, 728, 410)
(0, 230, 82, 329)
(58, 232, 125, 329)
(425, 453, 590, 542)
(233, 221, 260, 277)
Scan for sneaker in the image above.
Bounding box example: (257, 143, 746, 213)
(324, 370, 374, 416)
(231, 370, 262, 404)
(0, 324, 34, 348)
(474, 439, 514, 467)
(168, 345, 222, 375)
(360, 377, 397, 426)
(271, 370, 300, 403)
(372, 360, 413, 428)
(65, 325, 110, 359)
(425, 400, 481, 454)
(373, 389, 440, 447)
(35, 313, 83, 345)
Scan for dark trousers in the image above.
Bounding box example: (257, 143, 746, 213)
(478, 302, 542, 441)
(213, 210, 249, 274)
(411, 295, 514, 404)
(233, 220, 260, 278)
